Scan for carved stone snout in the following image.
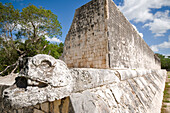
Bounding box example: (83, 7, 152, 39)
(3, 54, 73, 109)
(19, 54, 73, 87)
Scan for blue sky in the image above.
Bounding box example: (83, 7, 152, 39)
(1, 0, 170, 56)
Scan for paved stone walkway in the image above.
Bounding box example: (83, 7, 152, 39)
(161, 71, 170, 113)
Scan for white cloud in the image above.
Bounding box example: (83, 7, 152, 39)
(21, 37, 63, 44)
(150, 45, 159, 52)
(132, 24, 143, 38)
(150, 36, 170, 52)
(144, 11, 170, 37)
(39, 31, 62, 43)
(16, 24, 22, 30)
(164, 54, 170, 58)
(21, 38, 26, 43)
(118, 0, 170, 37)
(118, 0, 170, 22)
(46, 37, 62, 43)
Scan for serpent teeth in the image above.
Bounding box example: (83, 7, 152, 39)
(27, 79, 39, 86)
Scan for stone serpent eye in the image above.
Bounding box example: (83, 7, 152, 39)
(39, 60, 53, 72)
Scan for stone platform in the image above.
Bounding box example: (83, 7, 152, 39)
(0, 55, 167, 113)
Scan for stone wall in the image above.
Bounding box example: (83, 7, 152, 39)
(0, 55, 166, 113)
(1, 69, 167, 113)
(63, 0, 109, 68)
(70, 69, 166, 113)
(62, 0, 161, 69)
(0, 85, 9, 113)
(1, 97, 73, 113)
(107, 0, 160, 69)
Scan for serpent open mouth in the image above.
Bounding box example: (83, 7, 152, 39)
(15, 77, 48, 89)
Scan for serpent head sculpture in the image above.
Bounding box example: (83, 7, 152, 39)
(3, 54, 73, 108)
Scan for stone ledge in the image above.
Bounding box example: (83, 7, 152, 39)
(0, 68, 166, 111)
(0, 74, 17, 86)
(70, 69, 167, 113)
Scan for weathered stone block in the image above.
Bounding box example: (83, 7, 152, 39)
(17, 109, 24, 113)
(49, 102, 54, 113)
(53, 99, 61, 113)
(0, 54, 167, 113)
(41, 102, 49, 113)
(33, 109, 44, 113)
(62, 0, 161, 70)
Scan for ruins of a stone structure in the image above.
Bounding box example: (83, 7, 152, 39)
(0, 54, 167, 113)
(0, 0, 167, 113)
(62, 0, 160, 69)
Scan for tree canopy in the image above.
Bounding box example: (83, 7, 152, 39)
(156, 53, 170, 70)
(0, 3, 63, 76)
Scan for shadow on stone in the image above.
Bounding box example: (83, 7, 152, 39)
(15, 77, 28, 89)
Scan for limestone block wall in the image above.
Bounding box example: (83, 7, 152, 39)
(1, 69, 167, 113)
(1, 97, 73, 113)
(0, 56, 166, 113)
(0, 85, 9, 113)
(62, 0, 161, 69)
(63, 0, 109, 68)
(107, 0, 160, 69)
(70, 69, 166, 113)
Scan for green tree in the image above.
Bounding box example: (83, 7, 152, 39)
(42, 42, 64, 59)
(0, 3, 62, 76)
(156, 53, 170, 70)
(0, 3, 21, 75)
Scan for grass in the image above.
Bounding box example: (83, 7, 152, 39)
(164, 90, 168, 95)
(168, 71, 170, 78)
(164, 94, 170, 98)
(165, 82, 170, 88)
(161, 71, 170, 112)
(163, 100, 170, 103)
(162, 105, 167, 108)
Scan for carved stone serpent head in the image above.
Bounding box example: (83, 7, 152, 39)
(3, 54, 73, 109)
(19, 54, 72, 87)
